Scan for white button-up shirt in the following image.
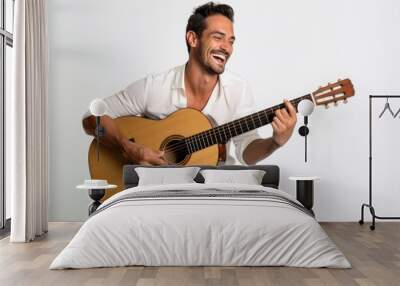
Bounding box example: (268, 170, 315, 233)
(89, 64, 262, 165)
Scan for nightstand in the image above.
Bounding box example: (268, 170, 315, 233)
(289, 176, 320, 216)
(77, 180, 117, 215)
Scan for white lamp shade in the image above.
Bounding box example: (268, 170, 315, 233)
(298, 99, 315, 116)
(89, 98, 107, 116)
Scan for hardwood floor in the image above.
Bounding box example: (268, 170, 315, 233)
(0, 222, 399, 286)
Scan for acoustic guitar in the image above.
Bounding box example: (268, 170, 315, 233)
(88, 79, 355, 200)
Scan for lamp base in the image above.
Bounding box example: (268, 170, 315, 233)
(88, 188, 105, 215)
(298, 126, 309, 136)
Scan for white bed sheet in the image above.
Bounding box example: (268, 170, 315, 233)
(50, 183, 350, 269)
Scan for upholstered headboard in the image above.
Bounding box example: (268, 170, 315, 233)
(123, 165, 280, 189)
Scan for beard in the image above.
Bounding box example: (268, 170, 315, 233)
(205, 60, 225, 75)
(194, 46, 227, 75)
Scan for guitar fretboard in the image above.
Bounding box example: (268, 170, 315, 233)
(184, 94, 313, 154)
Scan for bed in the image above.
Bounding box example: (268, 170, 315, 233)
(50, 164, 350, 269)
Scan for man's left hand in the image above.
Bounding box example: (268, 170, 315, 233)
(271, 99, 297, 146)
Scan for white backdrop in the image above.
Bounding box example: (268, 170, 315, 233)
(47, 0, 400, 221)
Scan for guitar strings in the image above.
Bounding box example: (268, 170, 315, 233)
(162, 96, 308, 155)
(162, 109, 268, 154)
(165, 95, 309, 153)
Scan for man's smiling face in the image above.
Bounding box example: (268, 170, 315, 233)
(194, 14, 235, 75)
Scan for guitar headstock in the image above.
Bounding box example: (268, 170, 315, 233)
(312, 79, 355, 108)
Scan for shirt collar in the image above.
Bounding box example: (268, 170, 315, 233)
(171, 64, 186, 90)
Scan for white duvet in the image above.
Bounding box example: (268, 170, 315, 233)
(50, 183, 351, 269)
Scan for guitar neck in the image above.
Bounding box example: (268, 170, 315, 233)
(184, 94, 313, 154)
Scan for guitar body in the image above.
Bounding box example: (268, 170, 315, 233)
(88, 108, 219, 201)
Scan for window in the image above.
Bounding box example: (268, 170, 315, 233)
(0, 0, 14, 234)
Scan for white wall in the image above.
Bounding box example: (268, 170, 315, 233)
(47, 0, 400, 221)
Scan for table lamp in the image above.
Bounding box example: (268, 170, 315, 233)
(89, 98, 107, 161)
(297, 99, 315, 162)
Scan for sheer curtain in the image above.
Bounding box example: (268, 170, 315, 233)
(8, 0, 49, 242)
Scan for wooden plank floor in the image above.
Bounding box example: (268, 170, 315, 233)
(0, 222, 399, 286)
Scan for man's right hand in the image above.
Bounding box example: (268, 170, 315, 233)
(122, 140, 168, 166)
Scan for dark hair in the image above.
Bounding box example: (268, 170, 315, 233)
(185, 2, 234, 53)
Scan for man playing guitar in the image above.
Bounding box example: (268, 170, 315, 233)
(82, 2, 297, 166)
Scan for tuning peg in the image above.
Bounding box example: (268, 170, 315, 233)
(337, 78, 341, 82)
(343, 99, 348, 104)
(325, 104, 329, 109)
(334, 101, 338, 106)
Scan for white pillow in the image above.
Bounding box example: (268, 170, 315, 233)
(135, 167, 201, 186)
(200, 169, 266, 185)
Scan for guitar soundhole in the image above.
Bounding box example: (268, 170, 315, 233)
(161, 136, 189, 165)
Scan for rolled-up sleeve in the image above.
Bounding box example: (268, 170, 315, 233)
(82, 76, 151, 119)
(231, 82, 262, 165)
